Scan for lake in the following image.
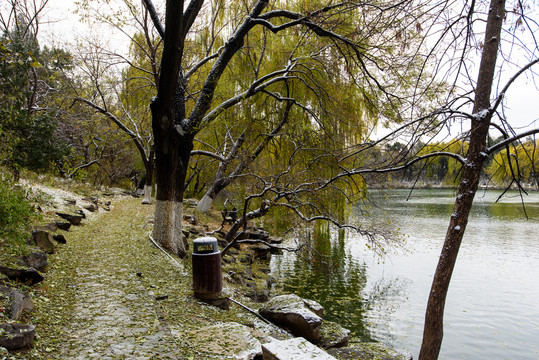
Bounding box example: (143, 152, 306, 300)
(270, 188, 539, 359)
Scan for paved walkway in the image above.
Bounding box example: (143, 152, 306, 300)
(31, 197, 189, 359)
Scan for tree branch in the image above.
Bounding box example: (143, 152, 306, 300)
(141, 0, 164, 38)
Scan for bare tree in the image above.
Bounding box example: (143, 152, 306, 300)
(72, 0, 161, 202)
(311, 0, 539, 357)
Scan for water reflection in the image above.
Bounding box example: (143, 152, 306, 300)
(271, 189, 539, 359)
(271, 224, 406, 341)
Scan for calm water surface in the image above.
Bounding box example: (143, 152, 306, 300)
(270, 189, 539, 359)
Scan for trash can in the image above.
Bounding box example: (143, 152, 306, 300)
(192, 237, 222, 300)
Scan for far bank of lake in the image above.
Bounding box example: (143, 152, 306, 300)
(271, 188, 539, 359)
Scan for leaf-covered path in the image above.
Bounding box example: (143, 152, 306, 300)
(24, 196, 253, 359)
(34, 197, 183, 358)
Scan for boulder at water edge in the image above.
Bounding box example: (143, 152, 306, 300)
(259, 294, 323, 341)
(20, 251, 47, 271)
(319, 320, 351, 349)
(0, 287, 35, 320)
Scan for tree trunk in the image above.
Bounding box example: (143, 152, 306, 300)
(151, 77, 192, 257)
(196, 179, 229, 213)
(141, 148, 155, 205)
(418, 0, 505, 358)
(152, 129, 192, 258)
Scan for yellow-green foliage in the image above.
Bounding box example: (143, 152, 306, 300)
(417, 140, 468, 184)
(486, 140, 539, 185)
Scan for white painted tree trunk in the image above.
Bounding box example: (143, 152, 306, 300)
(141, 185, 153, 204)
(153, 200, 185, 256)
(196, 193, 214, 213)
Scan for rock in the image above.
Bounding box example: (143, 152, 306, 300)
(236, 228, 270, 241)
(238, 251, 254, 265)
(55, 222, 71, 231)
(243, 267, 254, 280)
(245, 280, 257, 289)
(31, 230, 55, 254)
(259, 294, 323, 341)
(56, 212, 83, 225)
(52, 234, 67, 244)
(262, 337, 337, 360)
(4, 288, 34, 320)
(266, 276, 276, 288)
(252, 228, 270, 239)
(0, 266, 44, 285)
(226, 270, 245, 285)
(201, 297, 230, 310)
(327, 343, 413, 360)
(253, 244, 271, 260)
(184, 198, 199, 207)
(186, 322, 262, 360)
(82, 196, 99, 204)
(183, 214, 197, 225)
(239, 243, 271, 261)
(0, 323, 36, 350)
(222, 254, 236, 264)
(84, 204, 98, 212)
(188, 225, 207, 236)
(34, 223, 58, 232)
(303, 298, 324, 317)
(319, 321, 350, 349)
(244, 288, 270, 303)
(20, 252, 47, 271)
(268, 237, 283, 244)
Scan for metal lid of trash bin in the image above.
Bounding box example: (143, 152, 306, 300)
(193, 237, 219, 254)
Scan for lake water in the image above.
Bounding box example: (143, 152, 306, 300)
(270, 189, 539, 359)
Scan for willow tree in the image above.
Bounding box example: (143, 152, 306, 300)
(192, 19, 375, 213)
(486, 138, 538, 186)
(143, 0, 431, 256)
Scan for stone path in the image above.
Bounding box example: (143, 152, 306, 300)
(30, 197, 187, 359)
(20, 195, 266, 360)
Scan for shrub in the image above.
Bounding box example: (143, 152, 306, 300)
(0, 174, 36, 257)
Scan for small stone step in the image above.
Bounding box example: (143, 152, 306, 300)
(262, 337, 337, 360)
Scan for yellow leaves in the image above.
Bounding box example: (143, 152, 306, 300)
(486, 139, 539, 184)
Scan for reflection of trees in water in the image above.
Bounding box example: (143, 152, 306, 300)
(363, 277, 411, 345)
(273, 224, 409, 342)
